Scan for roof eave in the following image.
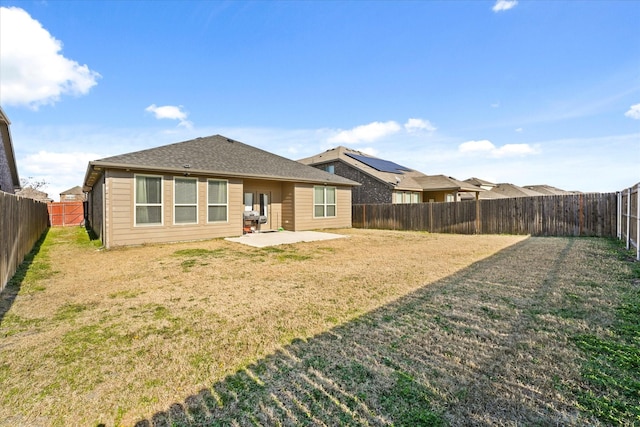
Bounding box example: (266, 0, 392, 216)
(84, 162, 359, 188)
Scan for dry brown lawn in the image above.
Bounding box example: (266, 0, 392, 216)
(0, 227, 630, 426)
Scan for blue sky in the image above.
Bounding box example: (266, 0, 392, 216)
(1, 0, 638, 200)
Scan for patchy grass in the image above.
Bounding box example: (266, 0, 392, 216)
(571, 243, 640, 425)
(1, 227, 638, 426)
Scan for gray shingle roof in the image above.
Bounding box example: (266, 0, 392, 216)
(85, 135, 358, 188)
(60, 185, 83, 195)
(413, 175, 484, 192)
(299, 146, 428, 190)
(490, 183, 546, 198)
(523, 185, 574, 195)
(298, 147, 483, 194)
(464, 177, 496, 188)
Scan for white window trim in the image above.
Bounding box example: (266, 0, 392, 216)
(313, 186, 337, 218)
(134, 174, 163, 227)
(393, 191, 422, 204)
(173, 177, 198, 225)
(207, 178, 229, 223)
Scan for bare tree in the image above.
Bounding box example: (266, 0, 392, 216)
(20, 176, 49, 191)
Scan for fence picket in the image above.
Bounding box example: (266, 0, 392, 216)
(353, 193, 618, 238)
(1, 192, 49, 291)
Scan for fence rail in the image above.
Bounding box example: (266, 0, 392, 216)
(353, 193, 618, 238)
(618, 182, 640, 261)
(1, 192, 49, 291)
(48, 201, 85, 226)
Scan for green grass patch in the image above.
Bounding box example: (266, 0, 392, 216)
(380, 371, 444, 426)
(173, 248, 227, 271)
(260, 247, 285, 254)
(53, 303, 90, 322)
(276, 253, 312, 262)
(7, 229, 53, 294)
(571, 241, 640, 425)
(173, 248, 226, 257)
(71, 226, 103, 248)
(0, 312, 44, 337)
(108, 289, 143, 299)
(480, 305, 501, 320)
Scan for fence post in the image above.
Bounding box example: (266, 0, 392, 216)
(627, 187, 632, 250)
(636, 183, 640, 261)
(475, 193, 480, 234)
(617, 191, 622, 239)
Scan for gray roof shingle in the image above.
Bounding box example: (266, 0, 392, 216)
(85, 135, 358, 188)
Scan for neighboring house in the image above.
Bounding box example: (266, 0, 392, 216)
(0, 107, 20, 194)
(523, 185, 575, 195)
(60, 185, 86, 201)
(298, 146, 482, 203)
(488, 183, 546, 198)
(461, 178, 507, 200)
(464, 177, 497, 192)
(82, 135, 358, 248)
(15, 187, 53, 203)
(415, 174, 485, 202)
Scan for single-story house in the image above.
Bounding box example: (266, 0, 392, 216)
(0, 107, 20, 194)
(83, 135, 359, 248)
(298, 146, 482, 203)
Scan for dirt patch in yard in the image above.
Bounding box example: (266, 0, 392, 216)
(0, 228, 634, 425)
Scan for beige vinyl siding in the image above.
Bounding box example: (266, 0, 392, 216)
(105, 170, 243, 248)
(281, 182, 295, 231)
(292, 184, 351, 231)
(242, 179, 283, 231)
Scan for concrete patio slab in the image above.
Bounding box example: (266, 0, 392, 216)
(225, 230, 347, 248)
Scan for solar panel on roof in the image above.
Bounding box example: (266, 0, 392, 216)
(345, 153, 412, 174)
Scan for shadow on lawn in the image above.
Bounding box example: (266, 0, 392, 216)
(0, 228, 49, 327)
(134, 237, 599, 426)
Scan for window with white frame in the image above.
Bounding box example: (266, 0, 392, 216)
(207, 179, 228, 222)
(174, 177, 198, 224)
(135, 175, 163, 225)
(393, 191, 421, 204)
(314, 186, 336, 218)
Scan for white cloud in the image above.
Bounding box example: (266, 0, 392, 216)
(515, 127, 523, 132)
(145, 104, 193, 128)
(328, 121, 402, 144)
(624, 103, 640, 120)
(359, 147, 379, 156)
(459, 139, 538, 158)
(459, 139, 496, 154)
(404, 118, 437, 133)
(492, 0, 518, 12)
(20, 150, 102, 201)
(0, 7, 100, 109)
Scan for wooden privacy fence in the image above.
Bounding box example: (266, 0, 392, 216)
(618, 182, 640, 261)
(48, 201, 85, 226)
(353, 193, 617, 238)
(1, 192, 49, 291)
